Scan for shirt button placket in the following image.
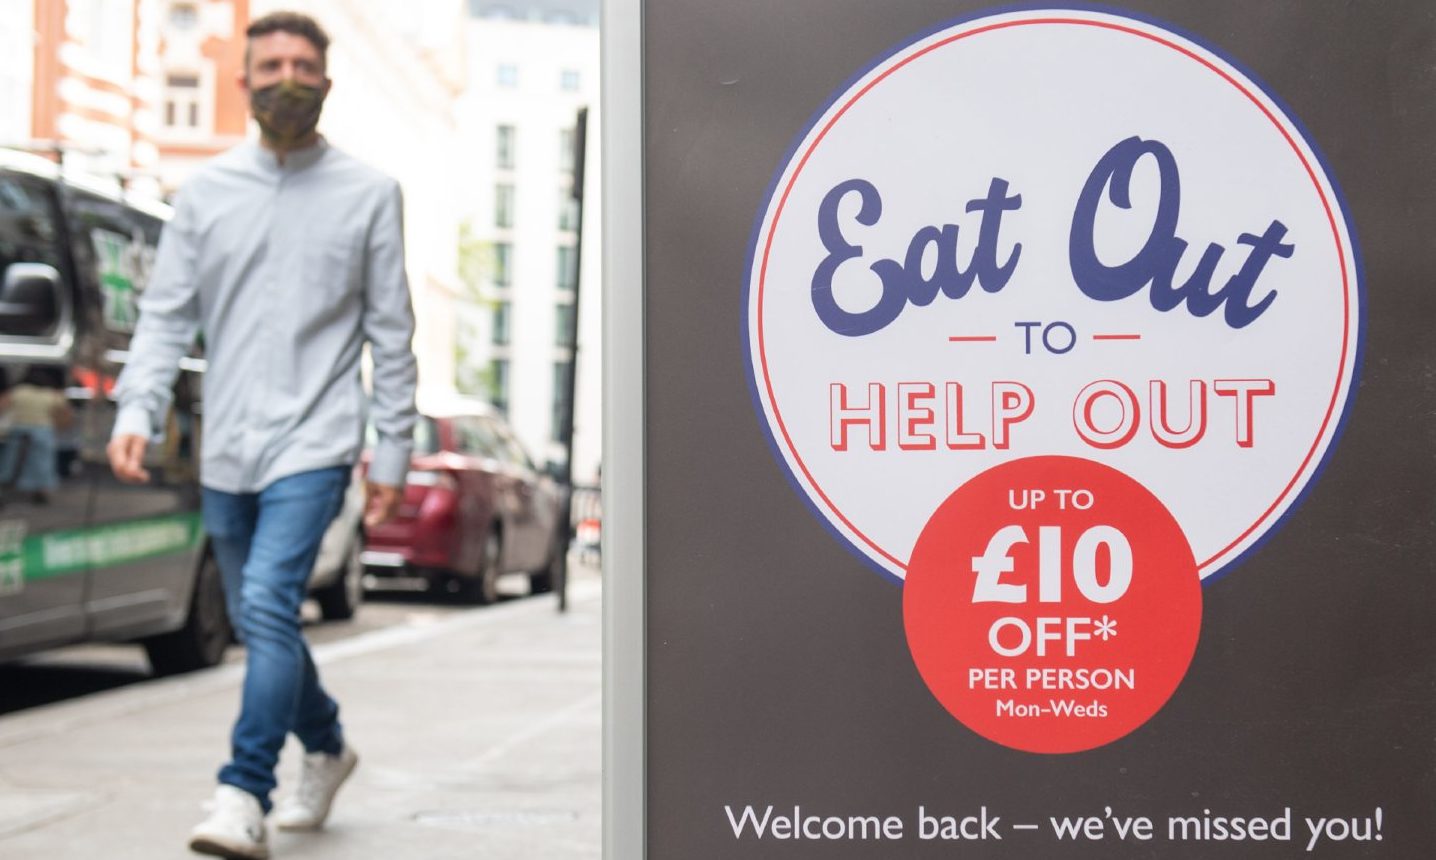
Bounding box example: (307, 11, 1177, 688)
(247, 170, 284, 490)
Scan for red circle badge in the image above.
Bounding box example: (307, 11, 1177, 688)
(904, 457, 1201, 752)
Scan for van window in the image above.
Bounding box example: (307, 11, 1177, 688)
(63, 189, 159, 345)
(0, 173, 64, 283)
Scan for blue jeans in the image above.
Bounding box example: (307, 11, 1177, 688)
(1, 425, 59, 492)
(201, 466, 350, 811)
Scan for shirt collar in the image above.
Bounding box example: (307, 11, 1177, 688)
(250, 136, 328, 174)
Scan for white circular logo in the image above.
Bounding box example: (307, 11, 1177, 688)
(745, 8, 1362, 582)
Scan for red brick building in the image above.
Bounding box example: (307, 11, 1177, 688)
(26, 0, 250, 195)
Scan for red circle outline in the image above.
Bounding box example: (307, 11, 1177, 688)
(755, 15, 1353, 575)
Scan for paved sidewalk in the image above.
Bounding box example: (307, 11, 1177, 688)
(0, 571, 602, 859)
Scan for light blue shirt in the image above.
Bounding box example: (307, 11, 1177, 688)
(113, 139, 417, 493)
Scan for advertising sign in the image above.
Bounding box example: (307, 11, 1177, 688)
(745, 7, 1360, 754)
(610, 1, 1435, 857)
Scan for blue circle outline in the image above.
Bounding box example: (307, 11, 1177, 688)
(738, 2, 1368, 589)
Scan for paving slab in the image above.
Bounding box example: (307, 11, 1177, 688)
(0, 570, 602, 860)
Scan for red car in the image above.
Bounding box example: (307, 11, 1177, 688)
(361, 403, 568, 603)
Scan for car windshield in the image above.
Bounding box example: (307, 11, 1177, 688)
(481, 417, 535, 470)
(365, 416, 439, 456)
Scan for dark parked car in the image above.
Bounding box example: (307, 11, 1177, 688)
(0, 149, 360, 676)
(361, 401, 568, 603)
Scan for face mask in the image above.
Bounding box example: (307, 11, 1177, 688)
(249, 79, 326, 147)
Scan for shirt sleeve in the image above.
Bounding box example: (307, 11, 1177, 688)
(112, 188, 201, 442)
(362, 179, 418, 486)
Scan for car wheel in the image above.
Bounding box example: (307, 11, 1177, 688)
(461, 527, 502, 605)
(143, 553, 232, 675)
(530, 529, 566, 595)
(316, 529, 364, 621)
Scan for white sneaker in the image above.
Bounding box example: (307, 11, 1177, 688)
(273, 744, 359, 831)
(189, 784, 269, 859)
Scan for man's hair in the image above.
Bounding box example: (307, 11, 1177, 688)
(244, 11, 330, 72)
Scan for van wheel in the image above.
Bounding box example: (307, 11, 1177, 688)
(144, 554, 232, 675)
(460, 528, 502, 605)
(316, 530, 364, 621)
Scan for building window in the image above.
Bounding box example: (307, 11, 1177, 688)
(554, 301, 574, 347)
(456, 318, 487, 396)
(560, 69, 580, 92)
(497, 63, 518, 88)
(168, 2, 199, 30)
(495, 183, 515, 229)
(556, 245, 576, 292)
(496, 124, 515, 170)
(72, 0, 134, 81)
(551, 361, 572, 442)
(558, 187, 578, 231)
(493, 242, 512, 288)
(474, 2, 521, 20)
(492, 301, 511, 345)
(559, 127, 575, 173)
(163, 74, 202, 129)
(489, 359, 510, 413)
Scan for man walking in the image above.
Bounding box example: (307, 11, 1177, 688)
(108, 12, 417, 859)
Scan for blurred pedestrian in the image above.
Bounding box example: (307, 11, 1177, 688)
(0, 366, 74, 504)
(107, 11, 417, 859)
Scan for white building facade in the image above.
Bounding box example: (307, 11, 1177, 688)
(457, 0, 602, 483)
(0, 1, 35, 149)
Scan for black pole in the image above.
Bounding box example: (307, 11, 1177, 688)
(556, 106, 589, 613)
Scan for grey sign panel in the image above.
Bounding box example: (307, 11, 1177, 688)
(609, 1, 1436, 857)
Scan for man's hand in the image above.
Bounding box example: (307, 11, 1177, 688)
(364, 481, 402, 528)
(107, 434, 151, 483)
